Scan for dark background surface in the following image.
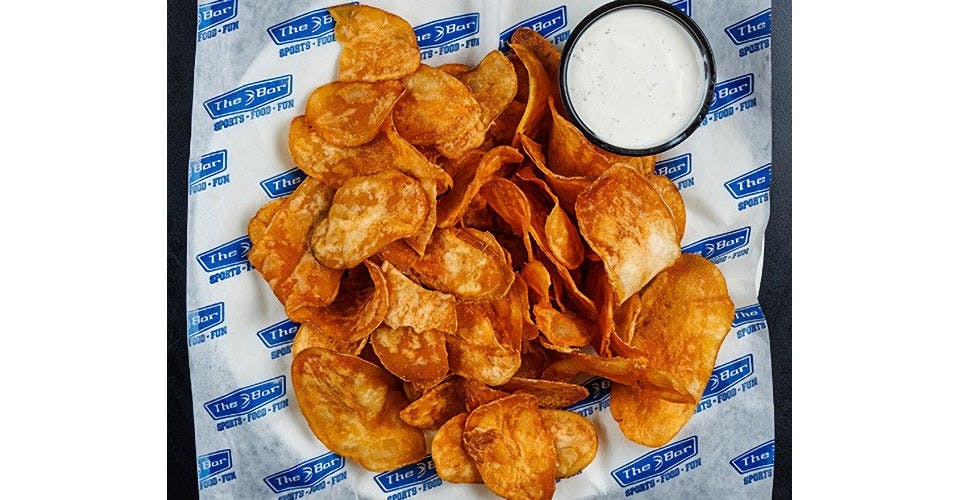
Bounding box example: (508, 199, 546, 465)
(167, 1, 791, 497)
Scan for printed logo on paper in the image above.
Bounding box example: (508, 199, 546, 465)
(725, 164, 771, 211)
(612, 436, 701, 493)
(204, 76, 293, 119)
(671, 0, 691, 16)
(565, 377, 611, 417)
(701, 354, 754, 400)
(733, 304, 766, 327)
(267, 4, 357, 58)
(197, 0, 237, 32)
(708, 74, 754, 112)
(198, 449, 237, 490)
(264, 453, 347, 494)
(654, 153, 695, 191)
(258, 319, 300, 359)
(188, 150, 231, 195)
(730, 440, 775, 485)
(681, 227, 751, 264)
(733, 304, 768, 340)
(499, 6, 568, 50)
(197, 236, 251, 272)
(415, 13, 480, 50)
(187, 302, 224, 337)
(726, 9, 771, 45)
(374, 456, 442, 494)
(204, 375, 286, 420)
(260, 168, 307, 198)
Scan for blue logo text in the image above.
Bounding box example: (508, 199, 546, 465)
(702, 355, 754, 400)
(204, 75, 293, 119)
(197, 449, 232, 480)
(264, 453, 345, 493)
(730, 440, 775, 474)
(197, 0, 237, 32)
(654, 154, 692, 181)
(260, 168, 306, 199)
(196, 236, 251, 272)
(188, 150, 227, 186)
(726, 9, 771, 45)
(682, 227, 750, 261)
(204, 376, 286, 420)
(257, 319, 300, 348)
(374, 456, 439, 492)
(709, 74, 754, 112)
(499, 6, 567, 49)
(187, 302, 225, 337)
(733, 304, 766, 327)
(612, 436, 698, 486)
(415, 13, 480, 50)
(725, 164, 771, 199)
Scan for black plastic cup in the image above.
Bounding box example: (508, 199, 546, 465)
(558, 0, 716, 157)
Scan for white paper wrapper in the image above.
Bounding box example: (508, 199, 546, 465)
(185, 0, 775, 497)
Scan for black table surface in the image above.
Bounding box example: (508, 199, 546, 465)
(166, 1, 792, 497)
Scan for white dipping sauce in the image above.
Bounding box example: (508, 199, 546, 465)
(564, 7, 707, 150)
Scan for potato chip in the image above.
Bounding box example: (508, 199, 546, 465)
(539, 409, 598, 478)
(381, 261, 457, 334)
(518, 133, 591, 215)
(478, 177, 535, 261)
(438, 63, 472, 76)
(405, 227, 515, 301)
(576, 164, 679, 303)
(462, 393, 556, 500)
(486, 99, 526, 146)
(292, 347, 426, 471)
(282, 253, 344, 321)
(248, 198, 284, 245)
(515, 341, 549, 379)
(447, 300, 520, 386)
(402, 178, 437, 255)
(399, 379, 465, 429)
(583, 260, 615, 357)
(437, 146, 523, 228)
(330, 4, 420, 82)
(394, 65, 482, 147)
(646, 174, 686, 241)
(499, 378, 589, 409)
(512, 165, 584, 270)
(541, 351, 694, 403)
(371, 325, 448, 383)
(292, 322, 367, 359)
(305, 80, 405, 147)
(289, 116, 395, 187)
(464, 379, 509, 412)
(432, 413, 483, 483)
(310, 170, 428, 269)
(248, 177, 334, 291)
(510, 28, 561, 105)
(435, 116, 486, 161)
(459, 50, 519, 126)
(610, 383, 696, 448)
(547, 99, 610, 178)
(620, 254, 734, 402)
(292, 261, 388, 343)
(532, 304, 595, 350)
(510, 43, 550, 146)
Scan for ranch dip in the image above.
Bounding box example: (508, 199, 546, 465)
(563, 5, 710, 151)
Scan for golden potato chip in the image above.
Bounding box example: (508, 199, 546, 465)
(310, 170, 428, 269)
(448, 300, 520, 386)
(510, 43, 550, 146)
(292, 261, 388, 342)
(291, 347, 426, 471)
(399, 379, 465, 429)
(516, 341, 549, 379)
(610, 383, 696, 448)
(539, 409, 598, 478)
(479, 178, 535, 261)
(289, 116, 395, 187)
(646, 174, 686, 241)
(305, 80, 405, 147)
(330, 4, 419, 82)
(405, 227, 515, 301)
(576, 164, 679, 303)
(486, 99, 526, 146)
(464, 379, 509, 412)
(510, 28, 561, 103)
(432, 413, 483, 483)
(463, 393, 556, 500)
(512, 165, 584, 270)
(248, 198, 284, 245)
(437, 146, 523, 228)
(520, 260, 552, 305)
(532, 304, 595, 350)
(541, 351, 693, 403)
(547, 98, 610, 178)
(394, 65, 482, 146)
(519, 133, 591, 215)
(438, 63, 472, 76)
(621, 254, 734, 401)
(459, 50, 519, 126)
(583, 260, 615, 357)
(371, 325, 448, 383)
(381, 261, 457, 334)
(403, 178, 437, 255)
(282, 253, 344, 321)
(292, 322, 367, 358)
(499, 378, 589, 408)
(435, 116, 486, 161)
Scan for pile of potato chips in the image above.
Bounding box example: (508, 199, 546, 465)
(248, 5, 735, 499)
